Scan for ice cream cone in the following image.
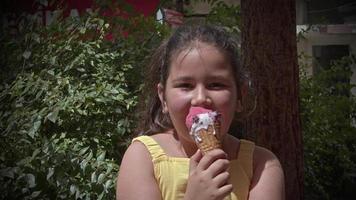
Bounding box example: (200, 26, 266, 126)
(196, 124, 221, 155)
(185, 107, 222, 155)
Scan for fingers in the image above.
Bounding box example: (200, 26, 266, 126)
(214, 171, 230, 187)
(208, 158, 230, 178)
(197, 149, 228, 171)
(214, 172, 233, 200)
(217, 183, 233, 199)
(189, 149, 203, 174)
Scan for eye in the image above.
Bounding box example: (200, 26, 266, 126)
(175, 82, 194, 90)
(208, 82, 227, 90)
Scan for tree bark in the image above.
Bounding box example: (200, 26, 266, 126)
(240, 0, 304, 199)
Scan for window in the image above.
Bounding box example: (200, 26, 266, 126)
(306, 0, 356, 24)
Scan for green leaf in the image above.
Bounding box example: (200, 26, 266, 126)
(79, 146, 90, 156)
(26, 174, 36, 188)
(77, 68, 85, 72)
(31, 148, 40, 159)
(33, 33, 40, 43)
(23, 51, 31, 59)
(91, 171, 97, 183)
(97, 151, 106, 162)
(110, 88, 119, 94)
(31, 191, 41, 198)
(106, 163, 113, 174)
(86, 151, 93, 161)
(80, 159, 88, 172)
(47, 168, 54, 180)
(97, 173, 106, 184)
(70, 184, 76, 195)
(98, 191, 104, 200)
(104, 179, 112, 190)
(46, 108, 59, 123)
(0, 167, 16, 179)
(75, 188, 81, 200)
(28, 120, 41, 138)
(80, 27, 86, 34)
(50, 56, 57, 65)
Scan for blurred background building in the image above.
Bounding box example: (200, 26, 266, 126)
(296, 0, 356, 95)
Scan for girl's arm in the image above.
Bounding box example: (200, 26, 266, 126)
(116, 141, 162, 200)
(248, 146, 285, 200)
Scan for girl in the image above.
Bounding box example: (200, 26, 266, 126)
(116, 25, 285, 200)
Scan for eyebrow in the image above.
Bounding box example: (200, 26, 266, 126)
(171, 76, 193, 83)
(171, 75, 232, 83)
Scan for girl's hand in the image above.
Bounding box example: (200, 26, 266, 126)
(184, 149, 233, 200)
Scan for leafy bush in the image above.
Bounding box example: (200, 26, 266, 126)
(0, 11, 164, 199)
(300, 55, 356, 199)
(204, 0, 241, 35)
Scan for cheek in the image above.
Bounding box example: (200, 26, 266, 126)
(213, 91, 237, 132)
(166, 93, 192, 134)
(214, 91, 237, 110)
(166, 91, 191, 114)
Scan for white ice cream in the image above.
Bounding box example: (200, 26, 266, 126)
(190, 111, 219, 143)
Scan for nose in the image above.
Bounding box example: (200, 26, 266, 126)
(191, 86, 212, 107)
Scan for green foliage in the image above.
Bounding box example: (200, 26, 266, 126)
(205, 0, 241, 34)
(0, 10, 166, 199)
(188, 0, 241, 36)
(300, 55, 356, 199)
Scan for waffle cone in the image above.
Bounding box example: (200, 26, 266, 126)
(196, 124, 221, 155)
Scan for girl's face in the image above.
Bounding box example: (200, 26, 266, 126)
(158, 42, 239, 144)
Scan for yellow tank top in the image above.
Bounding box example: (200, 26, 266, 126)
(132, 135, 255, 200)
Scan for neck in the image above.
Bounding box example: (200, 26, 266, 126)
(222, 134, 239, 160)
(173, 130, 198, 158)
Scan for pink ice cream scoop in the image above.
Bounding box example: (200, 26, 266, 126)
(185, 107, 213, 129)
(185, 106, 222, 154)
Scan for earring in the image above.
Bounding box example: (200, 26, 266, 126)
(162, 102, 168, 114)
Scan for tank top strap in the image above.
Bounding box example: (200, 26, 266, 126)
(132, 135, 166, 160)
(237, 139, 255, 180)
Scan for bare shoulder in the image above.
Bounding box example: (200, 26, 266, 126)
(253, 146, 282, 170)
(249, 145, 285, 200)
(150, 131, 182, 157)
(150, 132, 173, 144)
(116, 139, 162, 200)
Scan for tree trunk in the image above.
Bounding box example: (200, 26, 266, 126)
(240, 0, 303, 199)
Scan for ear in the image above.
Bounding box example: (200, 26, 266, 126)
(236, 80, 248, 112)
(157, 83, 168, 113)
(236, 99, 243, 112)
